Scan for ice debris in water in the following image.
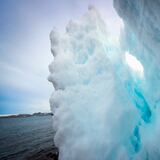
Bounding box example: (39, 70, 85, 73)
(48, 2, 160, 159)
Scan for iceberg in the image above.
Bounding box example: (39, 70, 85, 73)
(114, 0, 160, 159)
(49, 2, 160, 160)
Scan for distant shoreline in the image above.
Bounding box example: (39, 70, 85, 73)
(0, 112, 53, 118)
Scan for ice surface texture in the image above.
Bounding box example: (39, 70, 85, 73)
(114, 0, 160, 159)
(49, 3, 160, 160)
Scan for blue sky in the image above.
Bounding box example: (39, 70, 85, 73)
(0, 0, 122, 114)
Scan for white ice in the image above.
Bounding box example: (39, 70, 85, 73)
(49, 2, 160, 160)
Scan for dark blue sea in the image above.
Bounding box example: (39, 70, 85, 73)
(0, 115, 58, 160)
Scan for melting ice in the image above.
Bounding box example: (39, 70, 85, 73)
(49, 1, 160, 160)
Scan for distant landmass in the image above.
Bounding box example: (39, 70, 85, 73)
(0, 112, 53, 118)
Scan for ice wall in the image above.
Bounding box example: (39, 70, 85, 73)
(49, 3, 160, 160)
(114, 0, 160, 159)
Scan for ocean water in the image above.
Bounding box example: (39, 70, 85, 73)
(0, 115, 57, 160)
